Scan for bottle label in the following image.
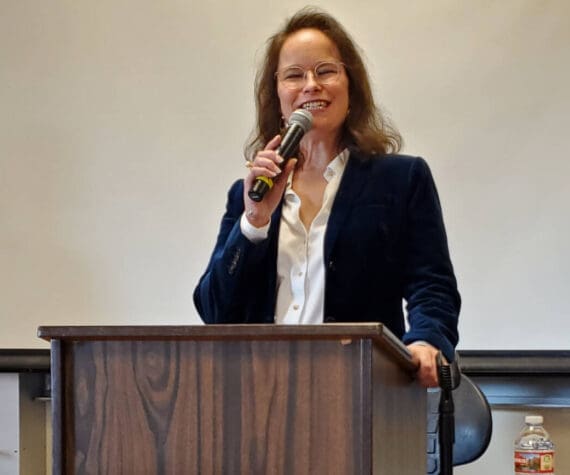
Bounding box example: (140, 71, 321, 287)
(515, 450, 554, 473)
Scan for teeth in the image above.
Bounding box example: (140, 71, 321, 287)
(302, 101, 328, 111)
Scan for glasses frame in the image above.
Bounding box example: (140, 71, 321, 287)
(275, 61, 346, 90)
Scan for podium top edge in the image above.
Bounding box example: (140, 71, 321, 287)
(37, 323, 416, 372)
(38, 323, 386, 341)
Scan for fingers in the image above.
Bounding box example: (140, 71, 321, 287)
(244, 135, 296, 227)
(251, 153, 283, 177)
(245, 135, 285, 185)
(264, 134, 282, 151)
(272, 158, 297, 190)
(242, 136, 295, 226)
(407, 343, 441, 388)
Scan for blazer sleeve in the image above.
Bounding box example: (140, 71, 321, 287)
(401, 158, 460, 361)
(193, 179, 272, 323)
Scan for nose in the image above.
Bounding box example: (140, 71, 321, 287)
(302, 70, 322, 91)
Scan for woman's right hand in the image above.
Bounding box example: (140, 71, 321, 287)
(243, 134, 297, 228)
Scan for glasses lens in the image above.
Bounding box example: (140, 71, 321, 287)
(315, 62, 341, 83)
(280, 67, 305, 88)
(277, 62, 342, 89)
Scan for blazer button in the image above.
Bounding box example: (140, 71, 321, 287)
(325, 316, 336, 323)
(327, 260, 335, 271)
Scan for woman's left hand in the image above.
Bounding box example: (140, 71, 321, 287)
(406, 342, 443, 388)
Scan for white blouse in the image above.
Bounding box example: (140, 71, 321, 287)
(240, 149, 349, 324)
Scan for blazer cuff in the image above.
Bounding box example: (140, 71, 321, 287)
(403, 332, 455, 362)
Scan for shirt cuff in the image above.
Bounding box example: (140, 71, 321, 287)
(240, 212, 270, 243)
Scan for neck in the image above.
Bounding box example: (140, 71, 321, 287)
(297, 135, 342, 171)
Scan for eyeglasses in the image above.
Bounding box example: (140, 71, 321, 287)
(275, 61, 345, 90)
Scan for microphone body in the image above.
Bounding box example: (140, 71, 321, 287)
(248, 109, 313, 202)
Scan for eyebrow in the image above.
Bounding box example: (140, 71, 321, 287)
(279, 59, 340, 69)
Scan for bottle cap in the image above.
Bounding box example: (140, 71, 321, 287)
(525, 415, 543, 425)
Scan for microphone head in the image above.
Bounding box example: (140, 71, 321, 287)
(289, 109, 313, 133)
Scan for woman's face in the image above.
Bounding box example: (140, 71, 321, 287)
(276, 28, 349, 142)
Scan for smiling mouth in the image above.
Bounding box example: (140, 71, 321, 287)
(301, 100, 329, 111)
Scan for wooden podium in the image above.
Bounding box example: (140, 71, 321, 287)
(39, 324, 426, 474)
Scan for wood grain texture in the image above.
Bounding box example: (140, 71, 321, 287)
(372, 341, 426, 474)
(39, 323, 389, 340)
(62, 338, 372, 474)
(46, 326, 424, 474)
(38, 324, 417, 373)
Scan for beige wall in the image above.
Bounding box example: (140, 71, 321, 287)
(1, 1, 569, 471)
(2, 0, 570, 350)
(0, 375, 19, 473)
(0, 374, 46, 474)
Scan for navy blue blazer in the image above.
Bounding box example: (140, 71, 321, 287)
(194, 151, 460, 360)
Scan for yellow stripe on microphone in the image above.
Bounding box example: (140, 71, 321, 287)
(257, 176, 274, 189)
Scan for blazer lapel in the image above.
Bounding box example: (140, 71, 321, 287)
(324, 151, 370, 262)
(262, 200, 283, 315)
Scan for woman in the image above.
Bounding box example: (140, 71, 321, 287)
(194, 8, 460, 387)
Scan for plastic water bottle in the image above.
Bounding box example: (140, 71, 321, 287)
(514, 415, 555, 474)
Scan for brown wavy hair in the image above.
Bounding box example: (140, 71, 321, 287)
(245, 7, 402, 159)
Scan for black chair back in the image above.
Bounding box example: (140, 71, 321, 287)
(452, 374, 493, 466)
(427, 373, 493, 473)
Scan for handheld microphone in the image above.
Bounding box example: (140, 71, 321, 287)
(248, 109, 313, 202)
